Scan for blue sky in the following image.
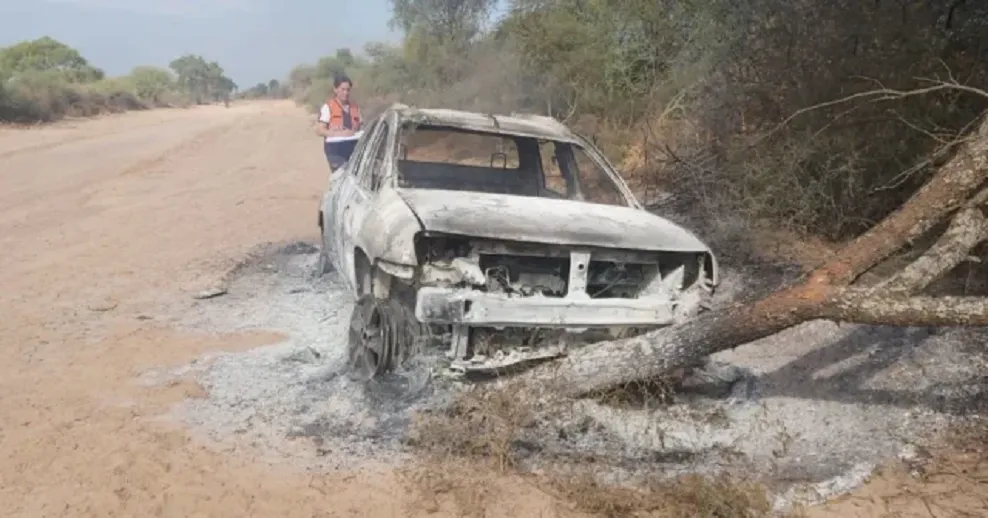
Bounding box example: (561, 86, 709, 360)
(0, 0, 398, 86)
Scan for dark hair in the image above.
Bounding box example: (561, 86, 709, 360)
(333, 74, 353, 88)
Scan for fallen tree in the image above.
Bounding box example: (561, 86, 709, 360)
(526, 93, 988, 398)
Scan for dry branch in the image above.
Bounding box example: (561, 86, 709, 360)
(877, 203, 988, 294)
(530, 284, 988, 398)
(522, 115, 988, 397)
(528, 290, 816, 397)
(758, 81, 988, 148)
(823, 290, 988, 327)
(808, 115, 988, 286)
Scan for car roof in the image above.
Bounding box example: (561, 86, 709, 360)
(386, 103, 583, 144)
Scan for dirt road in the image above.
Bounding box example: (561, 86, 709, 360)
(1, 101, 984, 518)
(0, 102, 558, 517)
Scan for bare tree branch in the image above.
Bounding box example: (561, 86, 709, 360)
(876, 203, 988, 294)
(872, 114, 984, 193)
(807, 115, 988, 286)
(823, 289, 988, 327)
(527, 289, 822, 398)
(753, 81, 988, 148)
(529, 281, 988, 398)
(971, 186, 988, 206)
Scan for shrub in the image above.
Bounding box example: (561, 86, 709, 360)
(0, 37, 231, 122)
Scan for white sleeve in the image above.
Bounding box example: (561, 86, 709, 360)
(318, 104, 330, 124)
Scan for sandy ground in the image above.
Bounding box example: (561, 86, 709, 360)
(1, 100, 986, 518)
(0, 102, 561, 518)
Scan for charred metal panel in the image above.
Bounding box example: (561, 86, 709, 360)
(353, 186, 423, 266)
(395, 188, 713, 254)
(415, 286, 682, 327)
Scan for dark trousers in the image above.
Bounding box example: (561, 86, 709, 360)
(324, 140, 357, 171)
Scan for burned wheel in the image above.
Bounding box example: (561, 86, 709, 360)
(347, 294, 393, 381)
(346, 292, 429, 382)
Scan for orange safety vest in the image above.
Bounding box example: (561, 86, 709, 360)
(325, 98, 361, 130)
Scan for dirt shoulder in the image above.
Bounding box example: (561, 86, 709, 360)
(0, 101, 572, 518)
(0, 100, 983, 518)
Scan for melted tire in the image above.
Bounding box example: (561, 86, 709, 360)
(346, 293, 427, 382)
(347, 294, 392, 381)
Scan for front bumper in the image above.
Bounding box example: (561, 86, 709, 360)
(414, 286, 683, 327)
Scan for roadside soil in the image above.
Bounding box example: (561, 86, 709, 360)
(0, 101, 576, 518)
(0, 100, 984, 518)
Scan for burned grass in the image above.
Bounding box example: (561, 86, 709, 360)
(405, 382, 536, 471)
(399, 369, 988, 517)
(537, 471, 772, 518)
(400, 381, 776, 518)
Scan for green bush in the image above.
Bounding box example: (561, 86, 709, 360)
(2, 70, 78, 121)
(1, 37, 234, 122)
(298, 77, 333, 112)
(128, 66, 175, 105)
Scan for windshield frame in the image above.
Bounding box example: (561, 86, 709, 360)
(569, 134, 642, 209)
(536, 136, 640, 209)
(390, 121, 642, 209)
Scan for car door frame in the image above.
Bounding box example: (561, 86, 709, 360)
(337, 116, 390, 295)
(327, 117, 380, 286)
(321, 164, 348, 270)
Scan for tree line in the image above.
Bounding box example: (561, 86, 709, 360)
(284, 0, 988, 246)
(237, 79, 290, 100)
(0, 36, 240, 122)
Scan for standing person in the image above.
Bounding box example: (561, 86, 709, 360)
(316, 74, 363, 171)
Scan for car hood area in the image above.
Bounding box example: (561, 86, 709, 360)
(394, 188, 712, 253)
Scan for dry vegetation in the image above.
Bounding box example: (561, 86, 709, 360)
(402, 377, 988, 516)
(0, 37, 241, 122)
(402, 384, 774, 517)
(543, 474, 771, 518)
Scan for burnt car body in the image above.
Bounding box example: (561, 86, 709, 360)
(317, 104, 719, 379)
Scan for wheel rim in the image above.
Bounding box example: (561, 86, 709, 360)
(347, 296, 392, 381)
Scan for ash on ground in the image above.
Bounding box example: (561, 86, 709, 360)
(161, 241, 453, 471)
(154, 240, 988, 509)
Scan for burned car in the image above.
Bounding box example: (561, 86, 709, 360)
(317, 104, 719, 380)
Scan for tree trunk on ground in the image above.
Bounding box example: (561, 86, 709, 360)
(523, 115, 988, 398)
